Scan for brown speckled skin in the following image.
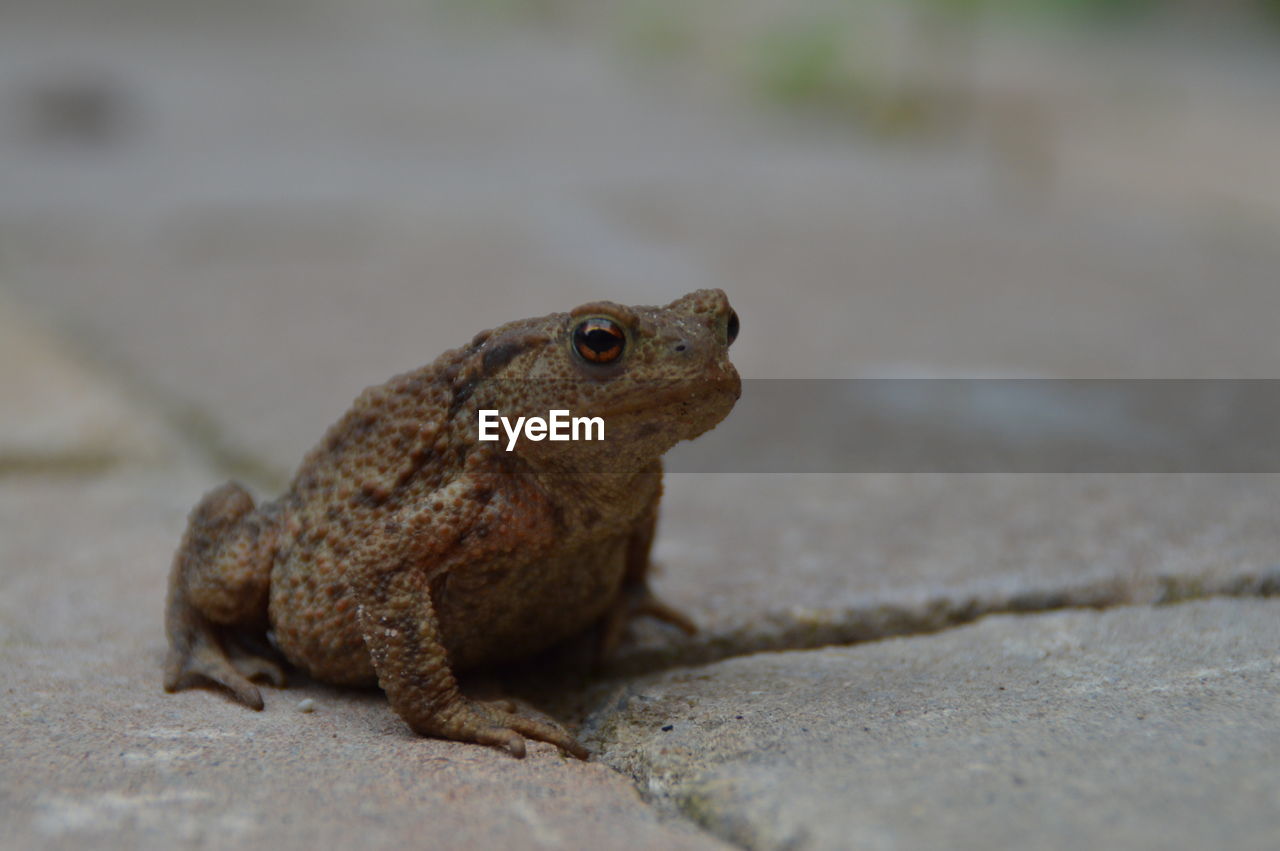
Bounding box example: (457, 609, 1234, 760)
(164, 289, 740, 758)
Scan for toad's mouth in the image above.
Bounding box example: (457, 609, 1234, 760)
(591, 373, 741, 421)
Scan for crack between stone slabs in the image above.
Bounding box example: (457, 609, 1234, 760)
(566, 580, 1227, 746)
(597, 565, 1280, 680)
(0, 450, 123, 477)
(573, 574, 1280, 851)
(158, 399, 290, 490)
(8, 310, 289, 491)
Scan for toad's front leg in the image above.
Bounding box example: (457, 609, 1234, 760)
(597, 490, 697, 660)
(354, 562, 588, 759)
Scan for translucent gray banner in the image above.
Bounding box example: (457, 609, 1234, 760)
(663, 380, 1280, 473)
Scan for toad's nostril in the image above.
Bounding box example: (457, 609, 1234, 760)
(674, 343, 687, 352)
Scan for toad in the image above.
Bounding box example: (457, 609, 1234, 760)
(163, 289, 740, 758)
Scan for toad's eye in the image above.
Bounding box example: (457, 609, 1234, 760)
(726, 309, 739, 346)
(573, 317, 626, 364)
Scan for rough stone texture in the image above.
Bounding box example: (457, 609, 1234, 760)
(589, 599, 1280, 851)
(0, 472, 729, 851)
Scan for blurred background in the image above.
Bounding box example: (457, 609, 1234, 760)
(2, 0, 1279, 482)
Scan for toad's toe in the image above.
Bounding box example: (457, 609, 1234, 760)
(164, 639, 265, 710)
(430, 698, 589, 760)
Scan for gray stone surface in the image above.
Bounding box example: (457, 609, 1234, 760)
(588, 599, 1280, 851)
(609, 473, 1280, 671)
(0, 472, 729, 851)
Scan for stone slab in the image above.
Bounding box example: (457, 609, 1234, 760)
(587, 598, 1280, 851)
(0, 471, 728, 851)
(607, 472, 1280, 671)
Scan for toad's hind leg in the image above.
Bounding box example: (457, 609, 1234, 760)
(163, 482, 283, 709)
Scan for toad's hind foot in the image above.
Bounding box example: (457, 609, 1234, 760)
(163, 480, 280, 709)
(227, 640, 286, 688)
(164, 620, 286, 710)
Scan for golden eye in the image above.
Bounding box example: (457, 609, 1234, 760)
(573, 317, 626, 364)
(726, 309, 739, 346)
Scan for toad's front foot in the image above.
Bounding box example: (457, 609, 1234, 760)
(423, 697, 589, 760)
(597, 581, 698, 661)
